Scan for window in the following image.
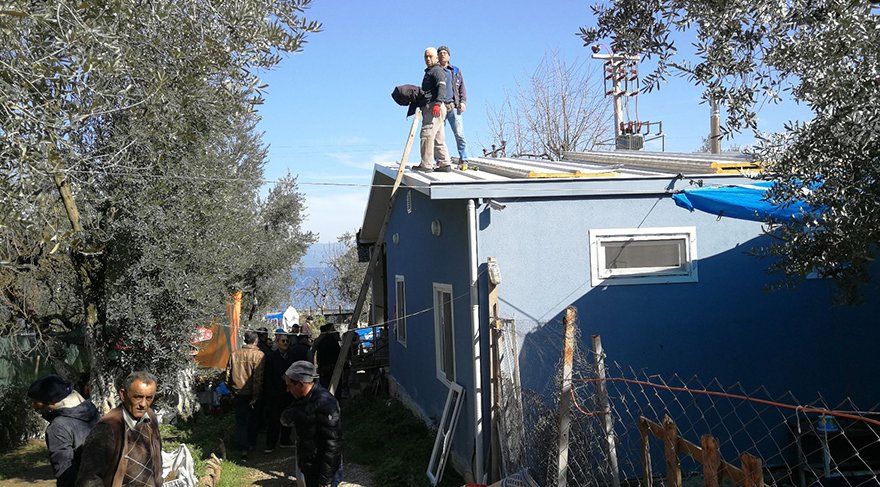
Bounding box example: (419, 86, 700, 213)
(433, 283, 455, 383)
(395, 275, 406, 345)
(589, 227, 698, 286)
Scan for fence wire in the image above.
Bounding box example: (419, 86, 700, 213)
(512, 326, 880, 487)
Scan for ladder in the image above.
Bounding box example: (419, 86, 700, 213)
(328, 110, 420, 396)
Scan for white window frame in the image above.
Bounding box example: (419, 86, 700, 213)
(589, 226, 698, 286)
(395, 275, 407, 346)
(432, 283, 456, 384)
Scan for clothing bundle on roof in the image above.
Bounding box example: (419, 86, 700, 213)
(391, 84, 425, 118)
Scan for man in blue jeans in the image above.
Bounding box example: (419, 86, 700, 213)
(437, 45, 469, 165)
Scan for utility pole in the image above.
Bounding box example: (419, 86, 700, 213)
(709, 98, 721, 154)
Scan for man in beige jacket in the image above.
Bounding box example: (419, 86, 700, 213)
(227, 330, 265, 459)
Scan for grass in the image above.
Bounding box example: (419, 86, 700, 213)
(159, 409, 252, 486)
(342, 395, 465, 487)
(0, 439, 50, 480)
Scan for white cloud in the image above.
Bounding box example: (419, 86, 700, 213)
(302, 190, 370, 243)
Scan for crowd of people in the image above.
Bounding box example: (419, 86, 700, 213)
(26, 316, 347, 487)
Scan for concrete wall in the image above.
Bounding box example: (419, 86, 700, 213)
(383, 188, 478, 477)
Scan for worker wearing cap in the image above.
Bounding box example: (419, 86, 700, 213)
(281, 361, 342, 487)
(28, 375, 100, 486)
(437, 45, 469, 165)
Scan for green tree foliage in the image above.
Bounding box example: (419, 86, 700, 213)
(0, 1, 320, 412)
(581, 0, 880, 301)
(325, 232, 368, 310)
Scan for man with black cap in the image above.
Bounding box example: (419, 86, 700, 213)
(281, 361, 342, 487)
(28, 374, 100, 486)
(437, 45, 469, 165)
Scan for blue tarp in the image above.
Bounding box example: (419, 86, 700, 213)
(264, 312, 284, 321)
(672, 181, 817, 222)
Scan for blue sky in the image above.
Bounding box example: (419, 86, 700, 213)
(257, 0, 812, 245)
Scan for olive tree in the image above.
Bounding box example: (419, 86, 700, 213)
(581, 0, 880, 302)
(0, 1, 320, 413)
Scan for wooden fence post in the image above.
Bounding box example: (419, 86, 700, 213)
(700, 434, 721, 487)
(556, 307, 577, 487)
(639, 417, 653, 487)
(592, 335, 620, 487)
(663, 415, 682, 487)
(741, 453, 764, 487)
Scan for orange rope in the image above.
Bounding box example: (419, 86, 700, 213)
(569, 377, 880, 428)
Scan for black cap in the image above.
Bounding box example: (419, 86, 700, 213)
(438, 45, 450, 55)
(28, 375, 73, 404)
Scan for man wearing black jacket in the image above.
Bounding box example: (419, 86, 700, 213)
(281, 361, 342, 487)
(263, 329, 297, 452)
(416, 47, 453, 173)
(28, 375, 100, 487)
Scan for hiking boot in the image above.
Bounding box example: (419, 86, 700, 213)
(412, 165, 434, 173)
(436, 164, 453, 172)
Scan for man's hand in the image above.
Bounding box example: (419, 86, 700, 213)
(432, 104, 441, 117)
(459, 102, 466, 113)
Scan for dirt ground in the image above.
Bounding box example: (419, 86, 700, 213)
(1, 439, 373, 487)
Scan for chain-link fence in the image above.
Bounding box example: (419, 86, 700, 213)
(499, 316, 880, 487)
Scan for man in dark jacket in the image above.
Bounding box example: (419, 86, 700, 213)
(281, 361, 342, 487)
(263, 328, 297, 452)
(437, 45, 469, 164)
(416, 47, 453, 173)
(311, 323, 341, 388)
(76, 371, 162, 487)
(29, 375, 100, 487)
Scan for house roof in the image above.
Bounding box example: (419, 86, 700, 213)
(360, 150, 759, 243)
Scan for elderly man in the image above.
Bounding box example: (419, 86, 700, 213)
(227, 330, 265, 459)
(76, 371, 162, 487)
(281, 361, 342, 487)
(28, 374, 100, 487)
(415, 47, 453, 173)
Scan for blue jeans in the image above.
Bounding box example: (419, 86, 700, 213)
(445, 107, 469, 161)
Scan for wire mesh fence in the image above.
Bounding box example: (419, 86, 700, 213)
(508, 319, 880, 487)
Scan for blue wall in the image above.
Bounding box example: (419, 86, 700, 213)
(476, 194, 880, 406)
(476, 193, 880, 475)
(384, 189, 480, 471)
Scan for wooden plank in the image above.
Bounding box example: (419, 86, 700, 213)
(701, 434, 721, 487)
(592, 335, 620, 487)
(556, 307, 577, 487)
(487, 259, 501, 481)
(329, 111, 420, 395)
(663, 415, 682, 487)
(741, 453, 764, 487)
(639, 417, 653, 487)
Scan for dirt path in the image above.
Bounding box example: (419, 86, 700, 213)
(0, 440, 374, 487)
(239, 447, 374, 486)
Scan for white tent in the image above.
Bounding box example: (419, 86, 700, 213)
(282, 305, 300, 332)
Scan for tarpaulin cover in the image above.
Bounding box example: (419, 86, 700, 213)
(194, 291, 241, 369)
(672, 181, 816, 222)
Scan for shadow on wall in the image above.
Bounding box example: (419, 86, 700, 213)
(518, 232, 880, 410)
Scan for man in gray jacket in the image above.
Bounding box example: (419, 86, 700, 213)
(29, 374, 100, 487)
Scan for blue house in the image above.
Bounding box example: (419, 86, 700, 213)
(357, 151, 880, 482)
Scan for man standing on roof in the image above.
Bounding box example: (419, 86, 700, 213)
(416, 47, 453, 173)
(437, 45, 469, 166)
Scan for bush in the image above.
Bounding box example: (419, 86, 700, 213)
(0, 382, 45, 452)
